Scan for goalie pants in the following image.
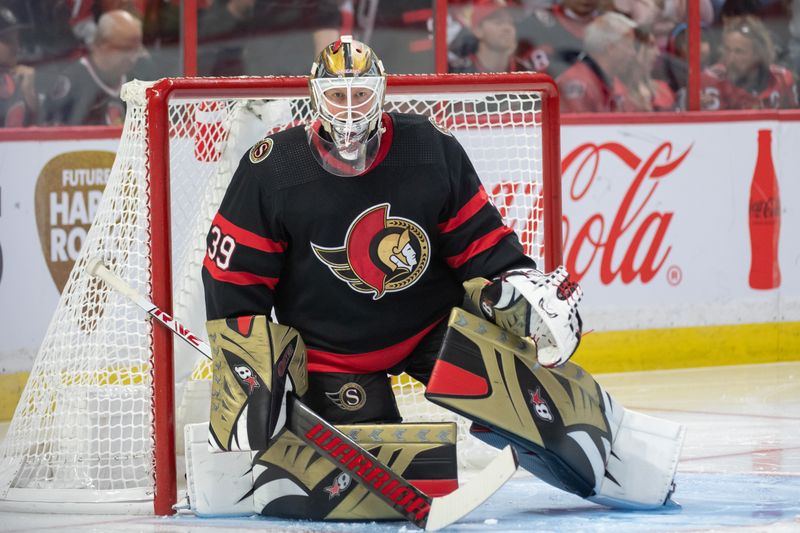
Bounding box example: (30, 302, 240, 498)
(302, 320, 447, 424)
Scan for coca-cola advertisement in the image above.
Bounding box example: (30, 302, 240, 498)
(559, 120, 798, 339)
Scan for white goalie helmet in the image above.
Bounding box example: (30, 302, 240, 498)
(307, 35, 387, 177)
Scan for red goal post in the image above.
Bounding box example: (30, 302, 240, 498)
(0, 72, 563, 515)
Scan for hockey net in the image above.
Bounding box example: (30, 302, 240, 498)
(0, 73, 561, 514)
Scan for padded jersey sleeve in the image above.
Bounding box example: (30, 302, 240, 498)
(201, 152, 287, 320)
(436, 131, 537, 281)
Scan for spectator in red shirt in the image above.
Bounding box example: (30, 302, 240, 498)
(707, 15, 798, 109)
(0, 6, 38, 127)
(557, 11, 639, 112)
(450, 0, 533, 73)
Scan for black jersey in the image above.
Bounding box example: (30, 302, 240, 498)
(46, 57, 126, 126)
(202, 112, 535, 374)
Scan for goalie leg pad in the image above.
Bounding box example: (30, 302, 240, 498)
(425, 308, 684, 508)
(206, 316, 308, 452)
(184, 422, 255, 516)
(589, 408, 685, 509)
(425, 308, 611, 498)
(468, 424, 595, 498)
(252, 421, 458, 521)
(185, 420, 459, 519)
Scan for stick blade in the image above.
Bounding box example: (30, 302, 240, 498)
(424, 445, 518, 531)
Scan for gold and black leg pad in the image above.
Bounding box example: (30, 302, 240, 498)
(206, 315, 308, 452)
(424, 307, 613, 498)
(424, 308, 683, 509)
(251, 422, 458, 521)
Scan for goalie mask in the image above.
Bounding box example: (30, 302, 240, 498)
(308, 35, 387, 177)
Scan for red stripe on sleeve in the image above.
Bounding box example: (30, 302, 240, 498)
(212, 213, 286, 253)
(438, 186, 489, 234)
(203, 255, 279, 289)
(445, 226, 513, 269)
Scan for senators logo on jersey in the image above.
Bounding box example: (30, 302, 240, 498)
(311, 203, 430, 299)
(325, 382, 367, 411)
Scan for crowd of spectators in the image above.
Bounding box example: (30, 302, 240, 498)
(0, 0, 798, 127)
(449, 0, 798, 112)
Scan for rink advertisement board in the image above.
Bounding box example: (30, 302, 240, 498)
(0, 117, 798, 412)
(0, 135, 118, 374)
(558, 116, 799, 371)
(559, 121, 795, 329)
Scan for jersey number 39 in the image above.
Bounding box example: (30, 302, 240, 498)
(208, 225, 236, 270)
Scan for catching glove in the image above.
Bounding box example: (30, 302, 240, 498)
(464, 266, 583, 367)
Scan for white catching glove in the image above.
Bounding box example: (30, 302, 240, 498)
(464, 266, 583, 367)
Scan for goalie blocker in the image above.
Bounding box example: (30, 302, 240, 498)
(425, 308, 685, 509)
(206, 315, 309, 451)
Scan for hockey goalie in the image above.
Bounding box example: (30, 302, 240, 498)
(186, 35, 684, 522)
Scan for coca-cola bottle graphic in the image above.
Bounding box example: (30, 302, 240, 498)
(748, 128, 781, 290)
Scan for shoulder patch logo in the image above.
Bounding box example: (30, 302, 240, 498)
(249, 138, 274, 164)
(311, 203, 430, 300)
(428, 116, 453, 136)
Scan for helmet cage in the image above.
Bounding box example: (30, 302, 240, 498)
(307, 36, 387, 177)
(310, 76, 386, 153)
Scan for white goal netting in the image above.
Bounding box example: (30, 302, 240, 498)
(0, 74, 558, 513)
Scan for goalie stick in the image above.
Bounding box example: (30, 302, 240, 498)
(87, 258, 518, 531)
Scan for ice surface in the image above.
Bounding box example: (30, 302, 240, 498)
(2, 363, 798, 532)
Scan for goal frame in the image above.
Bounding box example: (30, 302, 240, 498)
(59, 72, 562, 515)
